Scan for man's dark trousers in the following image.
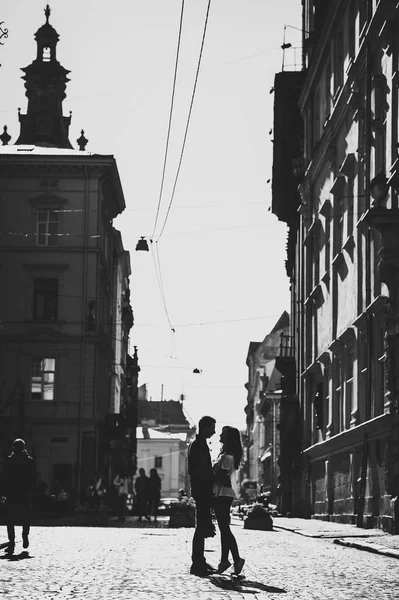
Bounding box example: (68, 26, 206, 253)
(7, 502, 31, 544)
(192, 496, 212, 566)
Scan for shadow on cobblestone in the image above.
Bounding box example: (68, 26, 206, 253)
(209, 575, 287, 594)
(1, 550, 33, 561)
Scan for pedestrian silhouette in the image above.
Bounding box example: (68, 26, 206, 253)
(134, 468, 150, 522)
(113, 468, 129, 522)
(3, 439, 36, 555)
(148, 468, 162, 522)
(188, 415, 217, 576)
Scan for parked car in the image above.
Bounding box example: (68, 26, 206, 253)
(157, 497, 180, 516)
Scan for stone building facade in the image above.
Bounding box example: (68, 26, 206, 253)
(0, 7, 136, 497)
(272, 0, 399, 532)
(244, 312, 290, 505)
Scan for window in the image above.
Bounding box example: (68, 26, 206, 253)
(33, 278, 58, 320)
(375, 322, 386, 416)
(36, 209, 58, 246)
(334, 29, 344, 95)
(42, 46, 51, 62)
(347, 176, 354, 237)
(313, 89, 321, 145)
(334, 200, 344, 254)
(359, 0, 368, 35)
(312, 237, 320, 287)
(324, 215, 331, 274)
(154, 456, 163, 469)
(31, 358, 55, 401)
(334, 358, 343, 433)
(325, 59, 332, 119)
(345, 351, 354, 428)
(348, 2, 356, 61)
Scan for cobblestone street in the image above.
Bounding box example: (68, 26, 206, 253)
(1, 519, 398, 599)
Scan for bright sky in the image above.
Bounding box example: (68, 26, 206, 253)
(1, 0, 301, 434)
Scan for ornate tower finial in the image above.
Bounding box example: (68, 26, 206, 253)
(0, 125, 11, 146)
(15, 7, 73, 148)
(77, 130, 88, 151)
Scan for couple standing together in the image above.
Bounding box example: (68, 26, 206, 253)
(188, 415, 245, 577)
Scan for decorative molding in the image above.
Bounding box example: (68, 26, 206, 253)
(303, 361, 321, 377)
(23, 263, 69, 272)
(338, 326, 356, 347)
(330, 174, 346, 196)
(0, 21, 8, 45)
(29, 193, 68, 207)
(332, 251, 346, 276)
(366, 295, 388, 316)
(343, 234, 355, 256)
(302, 414, 391, 461)
(379, 20, 395, 56)
(326, 143, 336, 165)
(316, 351, 331, 367)
(304, 218, 322, 245)
(387, 158, 399, 192)
(339, 153, 356, 178)
(309, 283, 324, 308)
(321, 270, 331, 287)
(319, 199, 332, 218)
(328, 338, 343, 354)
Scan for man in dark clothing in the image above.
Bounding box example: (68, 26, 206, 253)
(3, 439, 36, 554)
(188, 415, 216, 576)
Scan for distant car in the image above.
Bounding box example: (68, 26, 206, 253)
(157, 497, 180, 515)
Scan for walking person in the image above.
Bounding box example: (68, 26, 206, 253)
(188, 415, 217, 576)
(113, 468, 129, 522)
(148, 468, 162, 522)
(212, 426, 245, 575)
(3, 438, 36, 555)
(134, 468, 151, 522)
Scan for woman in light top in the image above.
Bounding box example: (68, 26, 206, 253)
(212, 426, 245, 575)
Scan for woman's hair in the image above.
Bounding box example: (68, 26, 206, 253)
(222, 426, 243, 469)
(149, 468, 160, 479)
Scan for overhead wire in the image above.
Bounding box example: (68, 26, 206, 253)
(145, 0, 212, 352)
(155, 0, 212, 242)
(149, 238, 175, 333)
(151, 0, 186, 240)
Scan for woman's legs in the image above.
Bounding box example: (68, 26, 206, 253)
(213, 497, 240, 563)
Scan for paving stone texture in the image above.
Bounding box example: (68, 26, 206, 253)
(1, 517, 398, 599)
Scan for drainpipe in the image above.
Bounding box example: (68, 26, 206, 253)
(77, 166, 89, 495)
(365, 42, 373, 425)
(365, 42, 372, 308)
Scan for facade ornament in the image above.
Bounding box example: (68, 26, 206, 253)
(77, 130, 88, 151)
(0, 125, 11, 145)
(0, 21, 8, 45)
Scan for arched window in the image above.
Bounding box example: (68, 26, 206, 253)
(42, 46, 51, 62)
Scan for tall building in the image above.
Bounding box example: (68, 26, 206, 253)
(0, 7, 136, 496)
(272, 0, 399, 532)
(244, 312, 291, 505)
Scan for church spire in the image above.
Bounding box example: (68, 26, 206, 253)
(15, 5, 73, 148)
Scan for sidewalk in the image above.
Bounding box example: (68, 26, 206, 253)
(273, 516, 399, 559)
(1, 508, 170, 531)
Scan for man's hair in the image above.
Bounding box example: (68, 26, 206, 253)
(13, 438, 25, 453)
(198, 415, 216, 433)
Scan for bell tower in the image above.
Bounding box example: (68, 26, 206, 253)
(16, 5, 73, 148)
